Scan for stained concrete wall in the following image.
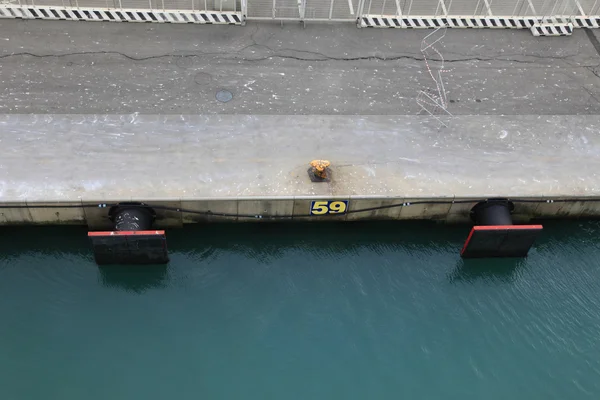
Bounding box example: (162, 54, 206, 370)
(2, 196, 600, 228)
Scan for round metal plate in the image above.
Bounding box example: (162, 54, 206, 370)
(216, 90, 233, 103)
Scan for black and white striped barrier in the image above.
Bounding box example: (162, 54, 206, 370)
(359, 15, 596, 35)
(360, 15, 569, 28)
(0, 5, 243, 25)
(530, 23, 573, 36)
(573, 17, 600, 27)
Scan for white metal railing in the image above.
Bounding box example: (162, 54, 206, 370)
(357, 0, 588, 17)
(1, 0, 241, 11)
(1, 0, 599, 22)
(244, 0, 359, 21)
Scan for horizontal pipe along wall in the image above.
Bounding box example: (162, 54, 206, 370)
(1, 197, 600, 226)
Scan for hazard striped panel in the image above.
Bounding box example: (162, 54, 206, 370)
(359, 15, 576, 30)
(572, 17, 600, 28)
(530, 23, 573, 36)
(0, 5, 243, 25)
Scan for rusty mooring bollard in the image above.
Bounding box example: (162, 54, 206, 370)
(308, 160, 331, 182)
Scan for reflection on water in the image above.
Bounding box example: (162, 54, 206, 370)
(0, 220, 596, 297)
(0, 225, 90, 259)
(99, 265, 168, 293)
(0, 220, 598, 277)
(165, 221, 462, 264)
(449, 257, 526, 283)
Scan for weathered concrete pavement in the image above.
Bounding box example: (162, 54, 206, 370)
(1, 114, 599, 200)
(1, 20, 600, 224)
(1, 20, 600, 116)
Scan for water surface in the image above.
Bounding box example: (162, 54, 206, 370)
(1, 221, 599, 399)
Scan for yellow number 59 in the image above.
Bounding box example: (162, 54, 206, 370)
(310, 200, 348, 215)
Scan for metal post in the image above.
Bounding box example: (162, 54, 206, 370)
(572, 0, 585, 15)
(482, 0, 493, 15)
(394, 0, 402, 16)
(561, 0, 568, 15)
(512, 0, 522, 16)
(438, 0, 448, 15)
(564, 0, 572, 15)
(474, 0, 481, 15)
(539, 0, 549, 18)
(299, 0, 306, 20)
(549, 0, 560, 15)
(329, 0, 335, 19)
(539, 0, 550, 17)
(406, 0, 413, 15)
(356, 0, 365, 18)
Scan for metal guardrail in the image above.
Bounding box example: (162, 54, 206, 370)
(0, 4, 243, 23)
(0, 0, 240, 11)
(2, 0, 597, 17)
(247, 0, 599, 20)
(1, 0, 599, 26)
(359, 0, 584, 17)
(246, 0, 359, 21)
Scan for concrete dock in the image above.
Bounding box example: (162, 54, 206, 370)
(1, 20, 600, 227)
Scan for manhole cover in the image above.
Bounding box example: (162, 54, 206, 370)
(216, 89, 233, 103)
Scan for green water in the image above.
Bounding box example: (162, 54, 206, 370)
(1, 221, 600, 399)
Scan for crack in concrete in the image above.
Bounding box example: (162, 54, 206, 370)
(237, 49, 594, 67)
(0, 42, 592, 67)
(1, 49, 594, 70)
(582, 85, 600, 105)
(0, 50, 231, 61)
(586, 65, 600, 80)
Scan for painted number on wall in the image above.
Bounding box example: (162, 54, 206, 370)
(310, 200, 348, 215)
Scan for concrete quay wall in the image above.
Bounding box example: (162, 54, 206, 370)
(2, 196, 600, 228)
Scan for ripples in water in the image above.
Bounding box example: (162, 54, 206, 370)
(0, 221, 600, 398)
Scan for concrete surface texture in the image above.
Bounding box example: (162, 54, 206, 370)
(1, 114, 599, 201)
(1, 20, 600, 115)
(1, 20, 600, 220)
